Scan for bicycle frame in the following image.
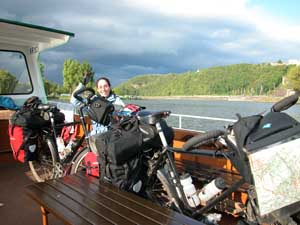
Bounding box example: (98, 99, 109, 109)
(142, 114, 247, 223)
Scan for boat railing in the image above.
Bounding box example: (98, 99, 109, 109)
(51, 101, 237, 132)
(169, 113, 236, 132)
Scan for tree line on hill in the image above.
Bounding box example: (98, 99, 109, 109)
(114, 63, 300, 96)
(35, 60, 300, 97)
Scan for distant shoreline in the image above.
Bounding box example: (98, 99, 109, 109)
(124, 95, 287, 103)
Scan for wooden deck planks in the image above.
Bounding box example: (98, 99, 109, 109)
(26, 174, 205, 225)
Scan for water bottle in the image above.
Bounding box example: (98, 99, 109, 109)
(180, 173, 200, 208)
(198, 177, 226, 205)
(56, 137, 66, 160)
(64, 140, 73, 156)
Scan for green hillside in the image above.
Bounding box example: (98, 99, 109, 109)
(114, 64, 291, 96)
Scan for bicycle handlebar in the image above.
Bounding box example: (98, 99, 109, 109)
(73, 87, 96, 104)
(271, 93, 299, 112)
(37, 103, 57, 112)
(182, 130, 224, 151)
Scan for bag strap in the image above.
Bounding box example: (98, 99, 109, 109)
(99, 148, 108, 182)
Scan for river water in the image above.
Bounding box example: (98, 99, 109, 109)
(125, 99, 300, 131)
(54, 98, 300, 132)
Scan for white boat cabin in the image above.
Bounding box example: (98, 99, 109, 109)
(0, 18, 74, 152)
(0, 18, 74, 105)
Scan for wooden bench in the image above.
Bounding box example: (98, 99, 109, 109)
(0, 109, 14, 153)
(26, 174, 205, 225)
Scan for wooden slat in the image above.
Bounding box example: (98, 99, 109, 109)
(35, 182, 117, 225)
(26, 174, 205, 225)
(47, 178, 161, 225)
(0, 110, 14, 120)
(60, 175, 199, 225)
(26, 185, 93, 225)
(69, 174, 202, 225)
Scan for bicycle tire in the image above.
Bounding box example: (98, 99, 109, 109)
(183, 130, 224, 151)
(271, 93, 299, 112)
(29, 137, 58, 182)
(148, 168, 181, 212)
(70, 147, 89, 174)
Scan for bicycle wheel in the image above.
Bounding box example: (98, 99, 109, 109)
(148, 168, 181, 211)
(29, 137, 58, 182)
(70, 147, 89, 174)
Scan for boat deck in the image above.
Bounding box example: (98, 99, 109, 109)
(0, 151, 239, 225)
(0, 152, 64, 225)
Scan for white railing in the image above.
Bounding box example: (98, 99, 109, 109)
(170, 113, 236, 132)
(52, 101, 237, 132)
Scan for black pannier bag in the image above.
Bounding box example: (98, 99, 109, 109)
(9, 96, 65, 162)
(139, 119, 174, 149)
(10, 96, 65, 129)
(245, 111, 300, 151)
(92, 116, 144, 191)
(10, 106, 49, 129)
(88, 95, 114, 126)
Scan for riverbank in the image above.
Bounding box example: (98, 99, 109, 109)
(123, 95, 287, 103)
(57, 94, 289, 103)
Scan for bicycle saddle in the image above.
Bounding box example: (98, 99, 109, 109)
(137, 110, 171, 125)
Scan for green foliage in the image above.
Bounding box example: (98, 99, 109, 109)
(286, 66, 300, 91)
(0, 69, 18, 93)
(38, 62, 58, 97)
(63, 59, 94, 93)
(114, 64, 288, 96)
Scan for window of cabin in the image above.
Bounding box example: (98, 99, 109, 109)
(0, 51, 32, 95)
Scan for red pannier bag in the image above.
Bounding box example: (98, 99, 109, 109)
(8, 124, 37, 163)
(61, 123, 79, 144)
(84, 152, 99, 177)
(8, 124, 26, 162)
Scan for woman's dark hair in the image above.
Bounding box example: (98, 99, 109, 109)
(95, 76, 114, 98)
(95, 77, 111, 88)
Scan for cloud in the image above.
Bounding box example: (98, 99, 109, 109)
(1, 0, 300, 85)
(126, 0, 249, 19)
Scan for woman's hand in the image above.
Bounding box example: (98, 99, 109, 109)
(82, 71, 92, 85)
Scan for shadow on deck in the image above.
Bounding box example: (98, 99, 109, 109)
(0, 152, 64, 225)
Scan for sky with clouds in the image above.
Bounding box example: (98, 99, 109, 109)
(1, 0, 300, 86)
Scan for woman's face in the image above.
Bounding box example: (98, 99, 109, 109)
(97, 79, 111, 97)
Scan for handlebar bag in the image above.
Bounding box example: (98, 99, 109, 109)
(245, 112, 300, 151)
(87, 95, 114, 126)
(245, 113, 300, 216)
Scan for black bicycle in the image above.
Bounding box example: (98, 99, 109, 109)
(68, 87, 300, 224)
(28, 103, 83, 182)
(112, 93, 300, 225)
(176, 93, 300, 224)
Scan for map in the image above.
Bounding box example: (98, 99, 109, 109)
(248, 137, 300, 216)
